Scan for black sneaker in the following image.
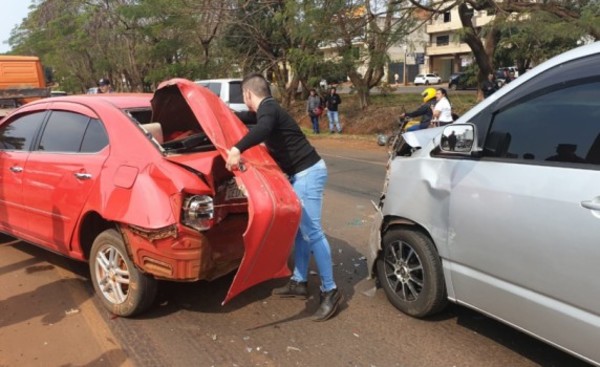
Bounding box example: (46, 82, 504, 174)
(312, 288, 343, 321)
(272, 280, 308, 299)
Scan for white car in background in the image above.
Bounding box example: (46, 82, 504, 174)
(194, 78, 248, 112)
(413, 73, 441, 85)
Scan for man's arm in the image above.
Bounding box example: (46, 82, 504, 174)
(235, 111, 257, 125)
(405, 103, 430, 118)
(234, 107, 277, 153)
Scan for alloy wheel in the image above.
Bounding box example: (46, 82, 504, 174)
(382, 240, 424, 302)
(94, 244, 131, 304)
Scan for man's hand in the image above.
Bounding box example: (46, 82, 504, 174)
(225, 147, 241, 171)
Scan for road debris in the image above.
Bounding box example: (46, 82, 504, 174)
(64, 308, 80, 316)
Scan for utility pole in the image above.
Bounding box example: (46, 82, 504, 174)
(403, 45, 408, 86)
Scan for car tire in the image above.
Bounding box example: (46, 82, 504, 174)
(376, 228, 447, 317)
(425, 81, 430, 85)
(90, 229, 157, 317)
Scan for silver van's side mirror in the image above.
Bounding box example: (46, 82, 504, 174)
(440, 123, 477, 154)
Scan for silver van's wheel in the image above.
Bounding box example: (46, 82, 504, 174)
(376, 228, 447, 317)
(90, 229, 157, 317)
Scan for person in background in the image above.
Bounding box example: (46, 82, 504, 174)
(481, 73, 498, 98)
(502, 68, 513, 85)
(324, 87, 342, 134)
(400, 87, 436, 132)
(447, 130, 457, 151)
(98, 78, 113, 94)
(432, 88, 453, 126)
(307, 89, 323, 134)
(226, 73, 343, 322)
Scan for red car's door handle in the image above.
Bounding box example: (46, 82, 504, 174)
(74, 172, 92, 180)
(581, 200, 600, 211)
(9, 166, 23, 173)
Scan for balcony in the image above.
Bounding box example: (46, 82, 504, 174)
(427, 42, 472, 56)
(427, 13, 493, 34)
(426, 21, 462, 34)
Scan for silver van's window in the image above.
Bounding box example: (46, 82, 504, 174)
(485, 81, 600, 166)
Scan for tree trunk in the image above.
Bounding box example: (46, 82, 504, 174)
(458, 3, 499, 101)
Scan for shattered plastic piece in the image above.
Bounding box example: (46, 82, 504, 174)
(309, 270, 318, 276)
(286, 346, 301, 352)
(353, 333, 360, 338)
(338, 249, 342, 254)
(246, 347, 252, 353)
(358, 256, 366, 261)
(65, 308, 80, 316)
(211, 334, 217, 341)
(243, 336, 250, 341)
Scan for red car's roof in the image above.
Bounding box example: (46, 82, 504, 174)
(42, 93, 152, 109)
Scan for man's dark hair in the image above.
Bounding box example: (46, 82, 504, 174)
(241, 73, 271, 98)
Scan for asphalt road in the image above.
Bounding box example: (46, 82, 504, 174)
(0, 138, 591, 367)
(87, 139, 592, 367)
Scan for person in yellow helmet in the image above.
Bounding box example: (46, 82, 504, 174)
(400, 87, 436, 132)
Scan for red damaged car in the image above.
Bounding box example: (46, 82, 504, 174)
(0, 79, 301, 316)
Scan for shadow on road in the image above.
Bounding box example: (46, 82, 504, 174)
(134, 234, 366, 325)
(452, 305, 592, 366)
(0, 241, 93, 329)
(58, 348, 128, 367)
(0, 277, 89, 328)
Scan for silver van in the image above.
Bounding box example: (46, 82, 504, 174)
(368, 42, 600, 366)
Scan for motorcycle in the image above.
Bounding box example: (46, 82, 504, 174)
(377, 114, 420, 148)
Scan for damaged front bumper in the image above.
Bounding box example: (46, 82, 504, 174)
(366, 201, 384, 279)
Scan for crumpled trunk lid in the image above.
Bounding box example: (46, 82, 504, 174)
(152, 79, 301, 303)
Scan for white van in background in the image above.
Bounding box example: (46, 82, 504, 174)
(194, 79, 248, 112)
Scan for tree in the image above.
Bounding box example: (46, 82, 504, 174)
(222, 0, 334, 107)
(408, 0, 600, 99)
(9, 0, 233, 92)
(324, 0, 416, 109)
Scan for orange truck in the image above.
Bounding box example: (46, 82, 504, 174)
(0, 55, 50, 117)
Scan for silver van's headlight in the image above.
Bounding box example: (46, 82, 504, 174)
(182, 195, 214, 231)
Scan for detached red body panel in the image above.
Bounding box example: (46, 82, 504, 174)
(153, 79, 301, 303)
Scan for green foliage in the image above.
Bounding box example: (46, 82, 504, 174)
(495, 10, 583, 70)
(6, 0, 598, 97)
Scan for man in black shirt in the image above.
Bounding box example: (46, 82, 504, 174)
(226, 73, 342, 321)
(324, 87, 342, 133)
(481, 73, 498, 98)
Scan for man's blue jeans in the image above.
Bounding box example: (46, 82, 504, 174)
(289, 159, 336, 292)
(327, 110, 341, 133)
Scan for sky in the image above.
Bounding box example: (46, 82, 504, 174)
(0, 1, 34, 53)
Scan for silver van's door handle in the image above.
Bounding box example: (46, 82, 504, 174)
(9, 166, 23, 173)
(74, 172, 92, 180)
(581, 200, 600, 211)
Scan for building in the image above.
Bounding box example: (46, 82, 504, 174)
(425, 8, 494, 82)
(319, 8, 429, 85)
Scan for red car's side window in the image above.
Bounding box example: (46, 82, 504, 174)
(0, 112, 46, 151)
(37, 111, 108, 153)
